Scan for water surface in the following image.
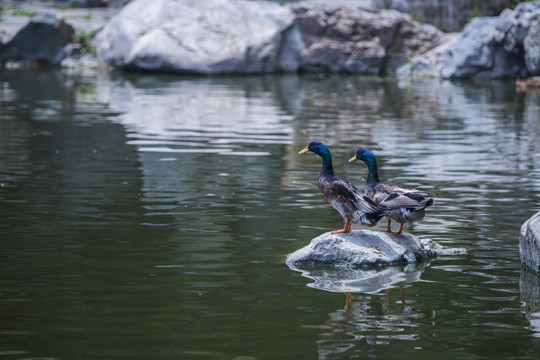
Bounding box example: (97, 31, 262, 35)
(1, 69, 540, 359)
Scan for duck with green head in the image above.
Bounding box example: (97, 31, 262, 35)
(299, 141, 384, 234)
(349, 148, 434, 234)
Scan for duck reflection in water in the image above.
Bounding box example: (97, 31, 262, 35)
(288, 262, 433, 359)
(317, 291, 435, 359)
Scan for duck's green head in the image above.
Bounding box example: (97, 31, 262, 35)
(348, 148, 375, 164)
(299, 141, 331, 159)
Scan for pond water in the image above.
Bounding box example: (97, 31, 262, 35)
(1, 69, 540, 360)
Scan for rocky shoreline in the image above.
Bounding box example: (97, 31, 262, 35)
(0, 0, 537, 78)
(1, 0, 540, 79)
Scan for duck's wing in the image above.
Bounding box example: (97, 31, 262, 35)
(371, 183, 433, 210)
(332, 178, 364, 207)
(333, 179, 383, 215)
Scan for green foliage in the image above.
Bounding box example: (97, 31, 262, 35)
(467, 6, 483, 24)
(57, 2, 83, 10)
(409, 12, 421, 23)
(11, 8, 38, 18)
(73, 29, 98, 55)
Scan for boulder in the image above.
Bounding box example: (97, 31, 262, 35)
(291, 3, 442, 75)
(286, 230, 465, 268)
(0, 14, 74, 65)
(440, 17, 512, 79)
(397, 33, 460, 78)
(520, 211, 540, 273)
(404, 1, 540, 79)
(94, 0, 303, 73)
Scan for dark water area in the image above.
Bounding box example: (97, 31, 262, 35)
(1, 69, 540, 359)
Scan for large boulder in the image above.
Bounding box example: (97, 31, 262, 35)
(291, 3, 442, 75)
(403, 1, 540, 79)
(286, 230, 465, 268)
(0, 14, 74, 65)
(520, 211, 540, 273)
(94, 0, 303, 73)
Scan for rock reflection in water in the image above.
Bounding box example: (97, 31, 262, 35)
(288, 262, 428, 294)
(520, 268, 540, 337)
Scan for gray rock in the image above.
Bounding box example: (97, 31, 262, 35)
(397, 33, 459, 78)
(440, 17, 503, 79)
(292, 4, 442, 75)
(524, 18, 540, 74)
(520, 211, 540, 273)
(95, 0, 303, 74)
(286, 230, 465, 268)
(0, 14, 74, 65)
(405, 1, 540, 79)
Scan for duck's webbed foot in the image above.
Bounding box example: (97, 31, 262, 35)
(379, 218, 393, 233)
(332, 219, 352, 234)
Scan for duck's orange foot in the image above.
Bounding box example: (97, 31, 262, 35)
(332, 229, 351, 234)
(379, 221, 403, 234)
(379, 229, 403, 234)
(332, 219, 352, 234)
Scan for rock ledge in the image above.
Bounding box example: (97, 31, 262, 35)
(286, 230, 464, 268)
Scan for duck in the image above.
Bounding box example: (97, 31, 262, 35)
(299, 141, 384, 234)
(514, 65, 540, 91)
(348, 148, 434, 234)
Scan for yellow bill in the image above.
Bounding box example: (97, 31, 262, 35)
(298, 146, 309, 154)
(348, 155, 357, 162)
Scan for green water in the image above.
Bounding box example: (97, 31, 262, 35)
(1, 69, 539, 359)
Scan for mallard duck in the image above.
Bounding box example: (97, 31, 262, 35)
(349, 148, 434, 234)
(515, 65, 540, 91)
(299, 141, 384, 234)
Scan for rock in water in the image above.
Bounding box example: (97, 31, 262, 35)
(0, 14, 74, 65)
(286, 230, 463, 267)
(94, 0, 303, 73)
(291, 3, 442, 75)
(403, 1, 540, 79)
(520, 211, 540, 273)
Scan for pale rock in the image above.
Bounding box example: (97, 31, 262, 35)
(520, 211, 540, 273)
(286, 230, 465, 268)
(94, 0, 303, 74)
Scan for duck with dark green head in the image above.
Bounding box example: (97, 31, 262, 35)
(299, 141, 384, 234)
(349, 148, 434, 234)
